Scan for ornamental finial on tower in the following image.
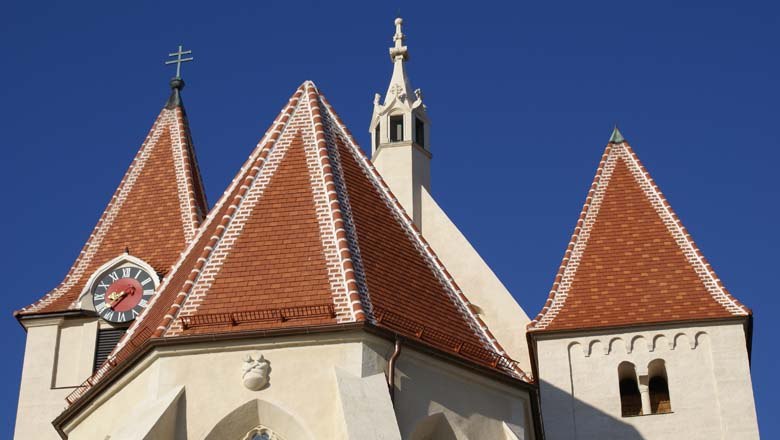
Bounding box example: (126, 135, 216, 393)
(164, 45, 193, 109)
(389, 17, 409, 62)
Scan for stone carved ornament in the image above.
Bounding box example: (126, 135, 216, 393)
(242, 353, 271, 391)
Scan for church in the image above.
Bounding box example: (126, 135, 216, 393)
(13, 17, 759, 440)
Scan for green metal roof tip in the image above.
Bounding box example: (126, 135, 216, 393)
(609, 126, 625, 144)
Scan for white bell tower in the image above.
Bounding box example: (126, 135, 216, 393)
(370, 17, 431, 228)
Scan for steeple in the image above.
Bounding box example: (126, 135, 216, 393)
(16, 52, 208, 317)
(370, 17, 431, 228)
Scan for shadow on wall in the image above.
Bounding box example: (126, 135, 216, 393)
(539, 379, 644, 440)
(395, 360, 530, 440)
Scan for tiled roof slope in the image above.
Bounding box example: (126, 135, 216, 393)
(17, 85, 208, 316)
(529, 135, 750, 332)
(100, 82, 518, 390)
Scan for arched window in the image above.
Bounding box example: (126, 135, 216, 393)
(648, 359, 672, 414)
(617, 361, 642, 416)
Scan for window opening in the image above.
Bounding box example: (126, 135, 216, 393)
(618, 361, 642, 416)
(415, 117, 425, 147)
(390, 115, 404, 142)
(648, 359, 672, 414)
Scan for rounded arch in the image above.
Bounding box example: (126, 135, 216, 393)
(586, 339, 604, 357)
(617, 361, 641, 416)
(651, 334, 670, 352)
(608, 337, 627, 355)
(694, 331, 710, 349)
(203, 399, 313, 440)
(567, 341, 584, 358)
(629, 335, 648, 353)
(672, 333, 691, 350)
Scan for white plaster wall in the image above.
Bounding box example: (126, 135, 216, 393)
(15, 317, 98, 440)
(372, 144, 532, 372)
(393, 348, 535, 440)
(535, 321, 759, 439)
(373, 142, 430, 228)
(63, 332, 534, 440)
(420, 188, 531, 371)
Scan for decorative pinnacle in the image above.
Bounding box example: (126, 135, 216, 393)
(609, 126, 626, 144)
(389, 17, 408, 62)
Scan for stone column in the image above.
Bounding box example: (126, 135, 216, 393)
(638, 375, 651, 415)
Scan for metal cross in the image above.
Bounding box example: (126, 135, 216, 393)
(165, 45, 193, 79)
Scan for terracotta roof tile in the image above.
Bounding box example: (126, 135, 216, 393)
(529, 138, 750, 332)
(17, 93, 207, 316)
(81, 82, 525, 406)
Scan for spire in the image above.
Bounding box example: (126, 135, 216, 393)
(383, 17, 416, 107)
(17, 59, 208, 317)
(609, 125, 625, 144)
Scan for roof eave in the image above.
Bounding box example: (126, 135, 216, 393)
(527, 314, 751, 339)
(53, 321, 533, 437)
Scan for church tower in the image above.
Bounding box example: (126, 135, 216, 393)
(527, 129, 759, 439)
(370, 17, 431, 229)
(369, 17, 534, 371)
(13, 50, 207, 439)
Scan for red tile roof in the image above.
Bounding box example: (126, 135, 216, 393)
(529, 137, 750, 332)
(72, 82, 525, 405)
(17, 91, 208, 316)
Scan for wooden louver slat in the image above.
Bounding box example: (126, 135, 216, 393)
(93, 328, 126, 373)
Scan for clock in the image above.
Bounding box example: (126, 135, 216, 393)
(92, 266, 155, 323)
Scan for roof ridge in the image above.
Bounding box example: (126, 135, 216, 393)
(529, 140, 749, 332)
(109, 84, 309, 353)
(317, 93, 517, 364)
(304, 83, 366, 321)
(156, 84, 310, 337)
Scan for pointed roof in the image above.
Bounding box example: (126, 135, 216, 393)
(17, 79, 208, 316)
(374, 17, 424, 113)
(65, 81, 523, 405)
(529, 131, 750, 332)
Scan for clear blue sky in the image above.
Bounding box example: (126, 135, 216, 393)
(1, 0, 777, 437)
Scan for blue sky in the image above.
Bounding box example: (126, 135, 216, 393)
(1, 0, 777, 437)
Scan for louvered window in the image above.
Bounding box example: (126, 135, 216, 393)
(93, 328, 126, 372)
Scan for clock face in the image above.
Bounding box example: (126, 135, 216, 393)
(92, 266, 155, 323)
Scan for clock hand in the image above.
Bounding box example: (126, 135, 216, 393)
(107, 288, 130, 308)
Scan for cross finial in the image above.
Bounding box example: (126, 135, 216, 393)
(389, 17, 408, 62)
(165, 45, 194, 79)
